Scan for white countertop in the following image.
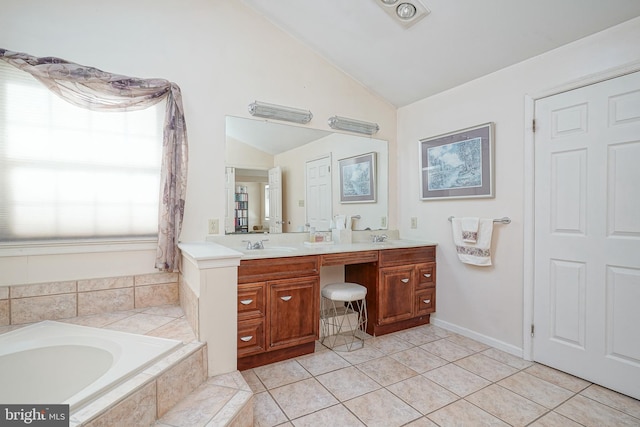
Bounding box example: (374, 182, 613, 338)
(179, 238, 437, 263)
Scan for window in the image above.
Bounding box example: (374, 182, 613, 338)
(0, 61, 163, 242)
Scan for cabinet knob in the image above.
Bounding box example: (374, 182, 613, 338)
(280, 295, 292, 301)
(239, 299, 253, 305)
(423, 299, 431, 304)
(401, 278, 410, 283)
(423, 273, 432, 278)
(240, 336, 253, 342)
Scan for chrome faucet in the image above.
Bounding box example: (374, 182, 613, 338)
(372, 234, 388, 243)
(242, 239, 269, 250)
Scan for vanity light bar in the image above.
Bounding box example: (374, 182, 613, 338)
(328, 115, 380, 135)
(248, 101, 313, 124)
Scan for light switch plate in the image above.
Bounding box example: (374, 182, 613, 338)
(208, 218, 219, 234)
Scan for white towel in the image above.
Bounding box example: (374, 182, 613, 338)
(461, 217, 480, 243)
(451, 218, 494, 266)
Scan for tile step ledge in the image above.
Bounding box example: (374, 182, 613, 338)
(155, 371, 253, 427)
(70, 342, 208, 426)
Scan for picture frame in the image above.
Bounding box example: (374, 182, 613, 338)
(339, 152, 376, 203)
(419, 123, 494, 200)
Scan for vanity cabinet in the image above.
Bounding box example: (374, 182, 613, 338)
(346, 245, 436, 336)
(237, 255, 319, 369)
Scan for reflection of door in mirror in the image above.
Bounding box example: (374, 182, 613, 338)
(268, 166, 282, 233)
(305, 156, 332, 231)
(224, 167, 274, 233)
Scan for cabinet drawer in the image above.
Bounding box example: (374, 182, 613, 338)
(321, 250, 378, 266)
(415, 263, 436, 290)
(239, 255, 319, 283)
(379, 246, 435, 267)
(237, 318, 265, 357)
(238, 283, 265, 320)
(415, 288, 436, 316)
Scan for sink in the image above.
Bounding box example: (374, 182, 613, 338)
(240, 246, 298, 254)
(370, 240, 402, 248)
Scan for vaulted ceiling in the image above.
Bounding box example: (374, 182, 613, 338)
(242, 0, 640, 107)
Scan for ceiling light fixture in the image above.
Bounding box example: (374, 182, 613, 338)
(328, 116, 380, 135)
(396, 3, 417, 20)
(376, 0, 430, 28)
(248, 101, 313, 124)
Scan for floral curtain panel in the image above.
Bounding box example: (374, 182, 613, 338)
(0, 49, 188, 272)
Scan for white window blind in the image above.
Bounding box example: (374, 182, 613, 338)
(0, 60, 163, 242)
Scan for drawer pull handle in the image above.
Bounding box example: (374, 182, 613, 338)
(401, 278, 410, 283)
(280, 295, 292, 301)
(423, 299, 431, 304)
(240, 336, 253, 342)
(240, 299, 253, 305)
(423, 274, 432, 278)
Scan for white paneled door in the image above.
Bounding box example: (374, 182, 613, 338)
(306, 156, 332, 230)
(534, 71, 640, 399)
(268, 166, 283, 234)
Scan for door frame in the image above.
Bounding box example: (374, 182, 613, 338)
(522, 60, 640, 361)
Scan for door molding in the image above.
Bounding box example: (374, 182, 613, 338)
(522, 60, 640, 361)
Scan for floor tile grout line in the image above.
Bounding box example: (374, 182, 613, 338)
(249, 325, 640, 426)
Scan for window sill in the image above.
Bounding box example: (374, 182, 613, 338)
(0, 238, 158, 257)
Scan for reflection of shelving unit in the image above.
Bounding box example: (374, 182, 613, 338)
(235, 188, 248, 233)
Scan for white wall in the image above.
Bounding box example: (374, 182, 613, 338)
(0, 0, 396, 284)
(397, 17, 640, 353)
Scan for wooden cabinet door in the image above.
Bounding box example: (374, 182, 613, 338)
(378, 265, 415, 325)
(268, 276, 319, 349)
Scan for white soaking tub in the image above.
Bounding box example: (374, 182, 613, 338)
(0, 320, 181, 411)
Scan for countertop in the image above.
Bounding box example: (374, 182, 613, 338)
(179, 236, 437, 263)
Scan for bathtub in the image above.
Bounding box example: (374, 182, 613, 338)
(0, 320, 182, 411)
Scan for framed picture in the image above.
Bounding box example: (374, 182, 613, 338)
(339, 152, 376, 203)
(419, 123, 494, 200)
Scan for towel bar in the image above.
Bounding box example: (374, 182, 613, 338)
(448, 216, 511, 224)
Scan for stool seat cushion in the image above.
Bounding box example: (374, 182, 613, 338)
(321, 282, 367, 302)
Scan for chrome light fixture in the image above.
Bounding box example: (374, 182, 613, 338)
(328, 116, 380, 135)
(248, 101, 313, 124)
(376, 0, 430, 28)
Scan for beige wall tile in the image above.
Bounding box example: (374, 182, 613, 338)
(78, 288, 134, 316)
(10, 281, 76, 298)
(0, 300, 9, 326)
(11, 294, 77, 324)
(0, 286, 8, 300)
(135, 283, 178, 309)
(156, 348, 206, 418)
(84, 381, 156, 427)
(77, 276, 134, 292)
(135, 272, 179, 286)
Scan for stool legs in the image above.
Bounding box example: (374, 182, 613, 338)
(320, 297, 367, 351)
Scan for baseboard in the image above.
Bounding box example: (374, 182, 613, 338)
(430, 317, 523, 358)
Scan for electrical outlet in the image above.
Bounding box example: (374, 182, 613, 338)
(381, 216, 387, 228)
(410, 217, 418, 229)
(208, 218, 219, 234)
(298, 199, 305, 207)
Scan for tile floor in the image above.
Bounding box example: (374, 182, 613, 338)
(242, 324, 640, 427)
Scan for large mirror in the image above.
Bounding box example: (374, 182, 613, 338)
(225, 116, 388, 234)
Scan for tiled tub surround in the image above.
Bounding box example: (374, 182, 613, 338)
(0, 305, 253, 426)
(0, 272, 179, 326)
(245, 324, 640, 426)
